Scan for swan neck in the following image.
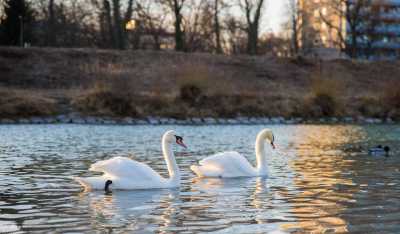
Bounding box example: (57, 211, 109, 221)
(255, 134, 267, 173)
(162, 137, 180, 184)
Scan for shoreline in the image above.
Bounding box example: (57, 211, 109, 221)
(0, 115, 397, 125)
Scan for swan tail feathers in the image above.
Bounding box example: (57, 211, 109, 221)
(74, 177, 107, 190)
(190, 165, 204, 177)
(191, 164, 222, 178)
(89, 160, 107, 172)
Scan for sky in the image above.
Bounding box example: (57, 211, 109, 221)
(263, 0, 287, 34)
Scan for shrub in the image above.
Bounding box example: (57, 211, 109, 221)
(305, 77, 343, 117)
(311, 93, 337, 117)
(357, 97, 383, 118)
(175, 63, 229, 106)
(381, 80, 400, 119)
(74, 81, 138, 116)
(180, 84, 203, 105)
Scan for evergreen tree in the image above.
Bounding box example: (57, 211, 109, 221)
(1, 0, 34, 46)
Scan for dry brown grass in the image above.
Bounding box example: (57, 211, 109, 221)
(0, 88, 57, 117)
(2, 47, 400, 119)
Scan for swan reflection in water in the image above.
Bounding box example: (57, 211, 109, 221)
(80, 189, 180, 232)
(188, 177, 286, 233)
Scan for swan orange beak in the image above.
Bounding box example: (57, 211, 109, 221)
(176, 139, 187, 149)
(271, 142, 276, 149)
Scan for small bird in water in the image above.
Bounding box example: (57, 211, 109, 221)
(368, 145, 390, 157)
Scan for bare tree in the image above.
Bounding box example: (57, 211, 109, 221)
(161, 0, 186, 51)
(319, 0, 372, 58)
(95, 0, 134, 49)
(136, 0, 170, 50)
(212, 0, 227, 53)
(238, 0, 265, 55)
(286, 0, 300, 55)
(46, 0, 56, 46)
(225, 14, 247, 54)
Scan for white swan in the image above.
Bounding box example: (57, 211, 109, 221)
(75, 130, 187, 190)
(190, 129, 275, 178)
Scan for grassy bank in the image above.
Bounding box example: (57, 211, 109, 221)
(1, 46, 400, 120)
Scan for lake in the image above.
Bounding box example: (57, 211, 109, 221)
(0, 124, 399, 233)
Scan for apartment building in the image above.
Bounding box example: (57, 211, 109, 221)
(298, 0, 400, 59)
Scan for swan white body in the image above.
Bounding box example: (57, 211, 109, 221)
(191, 129, 274, 178)
(75, 130, 184, 190)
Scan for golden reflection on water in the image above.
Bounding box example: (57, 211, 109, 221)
(281, 126, 366, 233)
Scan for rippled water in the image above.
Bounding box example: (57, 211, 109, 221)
(0, 124, 400, 233)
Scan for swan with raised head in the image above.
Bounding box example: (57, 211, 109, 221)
(190, 129, 275, 178)
(75, 130, 187, 190)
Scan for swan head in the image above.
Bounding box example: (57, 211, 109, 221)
(163, 130, 187, 148)
(258, 129, 275, 149)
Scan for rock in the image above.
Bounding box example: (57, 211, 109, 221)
(103, 119, 116, 125)
(329, 117, 338, 123)
(121, 117, 134, 125)
(285, 119, 296, 124)
(147, 117, 159, 125)
(191, 118, 203, 125)
(57, 115, 71, 123)
(1, 119, 15, 124)
(227, 118, 239, 124)
(270, 117, 283, 124)
(265, 117, 274, 124)
(30, 117, 45, 124)
(18, 119, 30, 124)
(356, 116, 366, 123)
(136, 119, 148, 125)
(203, 117, 217, 125)
(386, 118, 394, 124)
(85, 117, 99, 124)
(363, 118, 374, 124)
(217, 118, 227, 124)
(43, 117, 56, 124)
(248, 117, 258, 124)
(343, 117, 354, 123)
(176, 120, 187, 125)
(72, 117, 86, 124)
(167, 118, 177, 124)
(253, 118, 263, 124)
(159, 118, 170, 124)
(294, 117, 303, 123)
(237, 117, 250, 124)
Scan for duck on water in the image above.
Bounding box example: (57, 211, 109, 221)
(368, 145, 390, 157)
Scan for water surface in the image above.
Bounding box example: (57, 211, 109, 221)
(0, 124, 399, 233)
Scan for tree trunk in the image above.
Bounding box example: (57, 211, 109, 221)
(214, 0, 222, 53)
(247, 24, 258, 55)
(103, 0, 114, 48)
(47, 0, 56, 46)
(112, 0, 124, 49)
(291, 13, 299, 55)
(244, 0, 264, 55)
(174, 2, 184, 51)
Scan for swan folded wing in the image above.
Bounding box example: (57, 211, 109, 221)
(89, 156, 163, 181)
(199, 151, 256, 177)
